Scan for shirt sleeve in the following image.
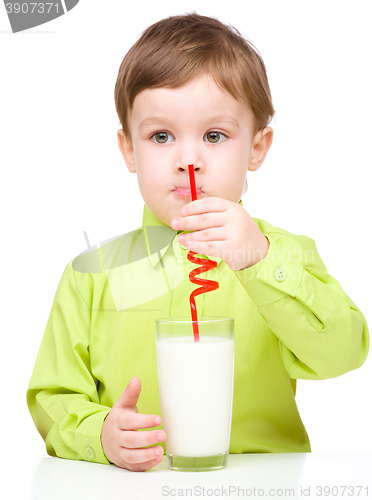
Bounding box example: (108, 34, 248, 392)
(234, 227, 369, 380)
(27, 260, 112, 464)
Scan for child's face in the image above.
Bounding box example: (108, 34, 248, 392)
(118, 73, 272, 226)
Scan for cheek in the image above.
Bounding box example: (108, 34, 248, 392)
(228, 146, 249, 180)
(216, 147, 247, 181)
(213, 150, 247, 200)
(133, 141, 167, 175)
(136, 169, 152, 191)
(137, 167, 164, 198)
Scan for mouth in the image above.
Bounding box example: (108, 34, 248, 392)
(173, 187, 203, 197)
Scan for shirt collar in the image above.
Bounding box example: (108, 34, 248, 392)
(140, 200, 244, 267)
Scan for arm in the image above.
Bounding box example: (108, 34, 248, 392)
(27, 260, 166, 469)
(27, 260, 112, 464)
(234, 224, 369, 380)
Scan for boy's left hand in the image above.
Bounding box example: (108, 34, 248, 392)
(171, 197, 269, 271)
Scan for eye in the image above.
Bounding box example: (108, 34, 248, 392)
(151, 132, 175, 144)
(204, 131, 227, 144)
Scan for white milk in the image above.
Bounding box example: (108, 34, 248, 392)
(156, 336, 234, 457)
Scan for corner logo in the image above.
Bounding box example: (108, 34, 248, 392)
(4, 0, 79, 33)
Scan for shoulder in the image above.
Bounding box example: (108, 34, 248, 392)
(253, 216, 316, 246)
(54, 226, 145, 308)
(70, 226, 143, 275)
(252, 217, 326, 270)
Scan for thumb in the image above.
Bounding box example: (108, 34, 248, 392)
(114, 377, 141, 410)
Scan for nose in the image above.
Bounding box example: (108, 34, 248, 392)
(176, 163, 203, 172)
(173, 137, 206, 178)
(174, 147, 205, 173)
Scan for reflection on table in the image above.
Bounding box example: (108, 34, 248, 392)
(31, 452, 372, 500)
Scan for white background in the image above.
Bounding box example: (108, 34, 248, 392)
(1, 0, 371, 477)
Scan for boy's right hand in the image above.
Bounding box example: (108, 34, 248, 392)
(101, 377, 166, 471)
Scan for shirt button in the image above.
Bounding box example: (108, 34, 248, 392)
(85, 446, 95, 460)
(275, 269, 286, 281)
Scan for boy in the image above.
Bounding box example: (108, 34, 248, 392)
(27, 13, 369, 472)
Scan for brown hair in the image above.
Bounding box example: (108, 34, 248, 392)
(114, 12, 275, 141)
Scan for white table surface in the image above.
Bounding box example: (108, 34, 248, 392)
(8, 452, 371, 500)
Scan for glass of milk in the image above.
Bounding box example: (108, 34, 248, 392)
(156, 316, 234, 471)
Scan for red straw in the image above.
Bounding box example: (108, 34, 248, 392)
(187, 165, 219, 342)
(188, 164, 197, 202)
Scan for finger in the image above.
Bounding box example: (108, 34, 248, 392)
(121, 444, 164, 465)
(115, 377, 141, 410)
(174, 211, 226, 233)
(123, 456, 163, 472)
(179, 227, 226, 247)
(184, 238, 226, 258)
(182, 197, 230, 217)
(120, 429, 166, 449)
(118, 412, 162, 431)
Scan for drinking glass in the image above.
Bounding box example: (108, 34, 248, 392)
(156, 316, 234, 471)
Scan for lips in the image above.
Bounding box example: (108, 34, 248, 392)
(174, 187, 203, 197)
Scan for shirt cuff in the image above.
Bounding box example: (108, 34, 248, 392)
(234, 235, 304, 306)
(75, 408, 112, 465)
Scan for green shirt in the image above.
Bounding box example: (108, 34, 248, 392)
(27, 201, 369, 464)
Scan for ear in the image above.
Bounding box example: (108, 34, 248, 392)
(248, 126, 273, 172)
(117, 129, 136, 173)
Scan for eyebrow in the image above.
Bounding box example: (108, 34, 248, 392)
(205, 114, 240, 128)
(139, 117, 175, 130)
(139, 114, 240, 130)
